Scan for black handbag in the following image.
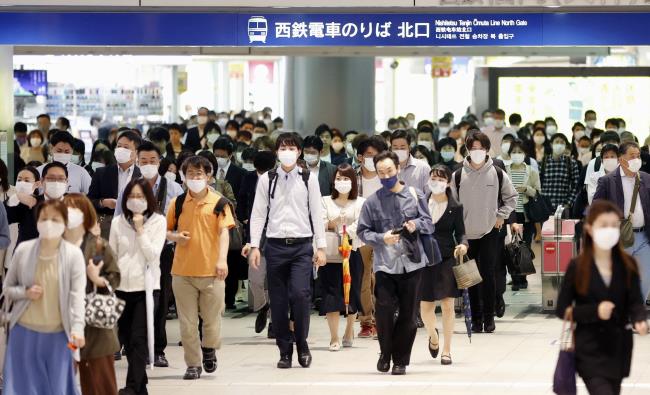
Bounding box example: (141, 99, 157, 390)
(504, 233, 537, 276)
(524, 192, 553, 223)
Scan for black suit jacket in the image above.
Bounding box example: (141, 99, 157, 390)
(225, 163, 247, 199)
(237, 171, 259, 242)
(428, 195, 467, 260)
(5, 194, 44, 247)
(557, 257, 645, 379)
(317, 160, 337, 197)
(185, 127, 202, 153)
(88, 164, 141, 215)
(592, 168, 650, 242)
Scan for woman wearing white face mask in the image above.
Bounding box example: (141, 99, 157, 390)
(63, 194, 121, 395)
(6, 166, 42, 247)
(505, 140, 541, 291)
(556, 200, 648, 395)
(421, 165, 467, 366)
(319, 164, 365, 351)
(540, 133, 581, 211)
(530, 127, 550, 163)
(2, 200, 86, 395)
(496, 135, 515, 166)
(109, 179, 166, 395)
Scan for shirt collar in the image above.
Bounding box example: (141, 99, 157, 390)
(279, 165, 300, 177)
(118, 163, 135, 175)
(219, 160, 231, 175)
(186, 188, 218, 204)
(620, 167, 636, 179)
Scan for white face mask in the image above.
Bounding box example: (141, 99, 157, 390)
(577, 147, 590, 155)
(52, 152, 72, 165)
(252, 133, 265, 142)
(67, 207, 84, 229)
(186, 178, 207, 194)
(334, 179, 352, 194)
(304, 153, 319, 166)
(592, 227, 620, 250)
(438, 126, 450, 136)
(441, 150, 455, 162)
(394, 149, 409, 163)
(511, 153, 525, 165)
(418, 141, 433, 150)
(45, 181, 67, 199)
(30, 138, 42, 147)
(164, 171, 177, 183)
(585, 120, 596, 129)
(603, 158, 618, 172)
(552, 143, 566, 155)
(501, 142, 511, 154)
(428, 180, 447, 195)
(140, 164, 159, 180)
(574, 130, 586, 140)
(126, 198, 148, 214)
(227, 130, 238, 140)
(533, 136, 546, 146)
(114, 147, 132, 164)
(363, 157, 376, 172)
(331, 142, 344, 152)
(242, 163, 255, 172)
(15, 181, 34, 195)
(494, 119, 505, 129)
(91, 162, 105, 171)
(345, 142, 355, 157)
(38, 220, 65, 240)
(197, 115, 208, 125)
(217, 157, 230, 169)
(278, 150, 298, 167)
(469, 149, 486, 164)
(207, 134, 219, 145)
(627, 158, 642, 173)
(483, 117, 495, 127)
(546, 125, 558, 135)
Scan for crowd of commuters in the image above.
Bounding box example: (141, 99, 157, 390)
(0, 106, 648, 394)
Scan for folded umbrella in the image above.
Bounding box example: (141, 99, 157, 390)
(462, 288, 472, 343)
(339, 225, 352, 315)
(144, 265, 155, 370)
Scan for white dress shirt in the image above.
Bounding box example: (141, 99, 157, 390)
(36, 162, 92, 194)
(249, 166, 326, 249)
(360, 175, 382, 198)
(115, 164, 136, 216)
(620, 168, 645, 227)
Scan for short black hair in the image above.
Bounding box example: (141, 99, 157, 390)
(357, 135, 388, 156)
(49, 130, 75, 148)
(168, 123, 184, 136)
(303, 135, 324, 151)
(390, 129, 411, 145)
(550, 133, 570, 146)
(241, 147, 257, 162)
(585, 109, 596, 117)
(19, 165, 41, 181)
(373, 150, 400, 169)
(43, 161, 69, 179)
(241, 118, 256, 129)
(417, 120, 434, 132)
(273, 117, 283, 124)
(275, 132, 303, 151)
(57, 117, 71, 130)
(73, 138, 85, 155)
(14, 122, 27, 133)
(197, 151, 219, 177)
(37, 113, 50, 121)
(181, 155, 213, 176)
(437, 137, 457, 152)
(600, 131, 621, 145)
(572, 122, 585, 132)
(618, 141, 640, 156)
(117, 130, 143, 148)
(213, 137, 235, 154)
(137, 140, 162, 157)
(315, 124, 331, 137)
(254, 151, 277, 173)
(605, 118, 620, 129)
(465, 130, 491, 151)
(344, 130, 358, 139)
(149, 126, 170, 142)
(600, 144, 619, 157)
(494, 109, 506, 117)
(225, 120, 240, 131)
(253, 121, 267, 132)
(509, 113, 522, 125)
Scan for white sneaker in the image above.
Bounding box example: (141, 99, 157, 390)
(329, 342, 341, 352)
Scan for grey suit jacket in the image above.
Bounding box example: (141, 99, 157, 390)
(318, 160, 337, 197)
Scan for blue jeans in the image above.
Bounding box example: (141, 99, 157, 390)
(626, 231, 650, 302)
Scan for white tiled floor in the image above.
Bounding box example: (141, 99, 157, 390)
(115, 244, 650, 395)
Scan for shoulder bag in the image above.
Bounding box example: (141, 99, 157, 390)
(553, 309, 576, 395)
(452, 254, 482, 289)
(620, 174, 640, 248)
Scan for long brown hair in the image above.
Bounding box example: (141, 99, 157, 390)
(576, 200, 638, 295)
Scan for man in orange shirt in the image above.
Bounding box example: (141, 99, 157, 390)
(166, 156, 235, 380)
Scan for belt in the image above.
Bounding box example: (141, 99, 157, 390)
(633, 227, 646, 233)
(267, 237, 313, 245)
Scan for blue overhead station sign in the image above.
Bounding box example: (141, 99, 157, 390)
(0, 12, 649, 46)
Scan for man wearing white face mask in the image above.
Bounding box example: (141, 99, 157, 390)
(184, 107, 209, 153)
(587, 144, 619, 204)
(302, 136, 337, 197)
(584, 109, 599, 137)
(482, 109, 517, 158)
(248, 133, 327, 369)
(88, 131, 142, 239)
(42, 162, 69, 202)
(37, 131, 91, 194)
(594, 141, 650, 302)
(390, 130, 430, 194)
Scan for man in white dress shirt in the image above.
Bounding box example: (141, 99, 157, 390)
(37, 131, 91, 194)
(249, 133, 327, 369)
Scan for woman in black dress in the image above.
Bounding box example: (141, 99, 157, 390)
(420, 165, 468, 366)
(556, 200, 647, 395)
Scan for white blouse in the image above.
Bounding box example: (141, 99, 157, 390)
(321, 196, 366, 250)
(428, 198, 448, 224)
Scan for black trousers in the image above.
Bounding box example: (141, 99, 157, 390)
(265, 240, 313, 355)
(116, 290, 160, 395)
(468, 227, 501, 320)
(225, 250, 243, 307)
(583, 376, 622, 395)
(154, 243, 174, 357)
(374, 269, 422, 366)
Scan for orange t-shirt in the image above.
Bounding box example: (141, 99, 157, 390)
(167, 190, 235, 277)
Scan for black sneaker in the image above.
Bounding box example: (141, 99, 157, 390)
(154, 354, 169, 368)
(202, 348, 217, 373)
(183, 366, 202, 380)
(255, 304, 270, 334)
(495, 296, 506, 318)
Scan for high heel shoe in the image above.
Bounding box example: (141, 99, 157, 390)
(428, 328, 440, 359)
(441, 354, 452, 365)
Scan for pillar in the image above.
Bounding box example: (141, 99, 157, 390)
(0, 46, 14, 182)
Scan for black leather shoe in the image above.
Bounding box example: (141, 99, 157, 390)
(484, 316, 496, 333)
(183, 366, 202, 380)
(255, 304, 270, 334)
(277, 354, 292, 369)
(511, 283, 520, 292)
(297, 350, 312, 368)
(154, 354, 169, 368)
(391, 365, 406, 375)
(377, 354, 390, 373)
(471, 318, 483, 333)
(202, 348, 217, 373)
(495, 296, 506, 318)
(428, 329, 440, 359)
